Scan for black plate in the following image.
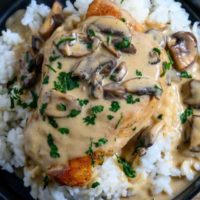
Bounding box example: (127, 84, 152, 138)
(0, 0, 199, 200)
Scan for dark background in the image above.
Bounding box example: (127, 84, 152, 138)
(0, 0, 199, 200)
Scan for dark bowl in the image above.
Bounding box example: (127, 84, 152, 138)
(0, 0, 199, 200)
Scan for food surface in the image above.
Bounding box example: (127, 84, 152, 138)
(0, 0, 200, 200)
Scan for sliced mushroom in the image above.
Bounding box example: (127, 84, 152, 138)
(188, 115, 200, 152)
(39, 1, 64, 39)
(85, 16, 135, 57)
(183, 79, 200, 108)
(136, 122, 164, 156)
(103, 82, 126, 99)
(57, 33, 101, 57)
(167, 31, 198, 71)
(72, 54, 116, 80)
(32, 36, 43, 54)
(123, 78, 163, 97)
(146, 29, 167, 48)
(45, 90, 81, 118)
(148, 49, 160, 65)
(20, 52, 43, 89)
(88, 73, 103, 99)
(110, 61, 127, 82)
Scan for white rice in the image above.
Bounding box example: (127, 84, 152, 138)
(0, 0, 199, 200)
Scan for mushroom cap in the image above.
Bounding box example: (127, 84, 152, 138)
(167, 31, 198, 71)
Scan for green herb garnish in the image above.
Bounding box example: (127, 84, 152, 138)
(109, 101, 120, 112)
(57, 62, 62, 69)
(86, 139, 95, 165)
(49, 55, 60, 62)
(180, 107, 193, 124)
(116, 155, 136, 178)
(43, 76, 49, 84)
(94, 138, 108, 147)
(47, 134, 60, 158)
(54, 72, 79, 93)
(107, 115, 114, 120)
(48, 117, 58, 128)
(83, 114, 96, 125)
(126, 95, 140, 104)
(136, 70, 142, 77)
(180, 71, 192, 79)
(91, 182, 100, 188)
(87, 41, 93, 49)
(114, 37, 130, 50)
(153, 47, 161, 55)
(87, 29, 96, 37)
(67, 109, 81, 118)
(78, 99, 89, 107)
(91, 105, 104, 114)
(28, 91, 38, 109)
(40, 103, 48, 116)
(56, 37, 76, 47)
(45, 64, 57, 73)
(160, 51, 174, 77)
(58, 128, 70, 135)
(115, 113, 123, 129)
(57, 103, 66, 111)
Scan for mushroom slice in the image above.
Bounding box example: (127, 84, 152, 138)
(45, 90, 81, 118)
(188, 115, 200, 152)
(183, 79, 200, 108)
(167, 32, 198, 71)
(148, 49, 160, 65)
(39, 1, 64, 40)
(72, 54, 116, 80)
(88, 73, 103, 99)
(56, 33, 100, 57)
(136, 122, 164, 156)
(110, 61, 127, 82)
(123, 78, 163, 97)
(103, 82, 126, 99)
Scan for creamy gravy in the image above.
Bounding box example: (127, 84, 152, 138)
(6, 5, 200, 200)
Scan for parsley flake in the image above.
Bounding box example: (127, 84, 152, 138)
(180, 71, 192, 79)
(126, 95, 140, 104)
(114, 37, 131, 50)
(180, 107, 193, 124)
(47, 134, 60, 158)
(91, 105, 104, 114)
(58, 127, 70, 135)
(83, 114, 96, 125)
(153, 47, 161, 55)
(43, 76, 49, 84)
(94, 138, 108, 147)
(48, 117, 58, 128)
(136, 70, 142, 77)
(54, 72, 79, 93)
(56, 37, 76, 47)
(107, 115, 114, 120)
(49, 55, 60, 62)
(45, 64, 57, 73)
(109, 101, 120, 112)
(67, 109, 81, 118)
(87, 29, 96, 37)
(91, 182, 100, 188)
(78, 99, 89, 107)
(40, 103, 48, 116)
(57, 103, 66, 111)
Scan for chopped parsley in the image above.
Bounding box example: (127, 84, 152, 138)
(180, 71, 192, 79)
(57, 62, 62, 69)
(45, 64, 57, 73)
(180, 107, 193, 124)
(43, 176, 49, 189)
(157, 114, 163, 120)
(120, 0, 125, 3)
(107, 115, 114, 120)
(91, 182, 100, 188)
(153, 47, 161, 55)
(57, 103, 66, 111)
(54, 72, 79, 93)
(28, 91, 38, 109)
(40, 103, 48, 116)
(91, 105, 104, 114)
(107, 35, 112, 45)
(135, 70, 142, 77)
(43, 76, 49, 84)
(114, 37, 131, 50)
(115, 113, 123, 129)
(94, 138, 108, 147)
(126, 95, 140, 104)
(48, 117, 58, 128)
(58, 127, 70, 135)
(83, 114, 96, 125)
(78, 99, 89, 107)
(116, 155, 136, 178)
(87, 29, 96, 37)
(47, 134, 60, 158)
(109, 101, 120, 112)
(87, 41, 93, 49)
(67, 109, 81, 118)
(49, 55, 60, 62)
(56, 37, 76, 47)
(160, 51, 174, 77)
